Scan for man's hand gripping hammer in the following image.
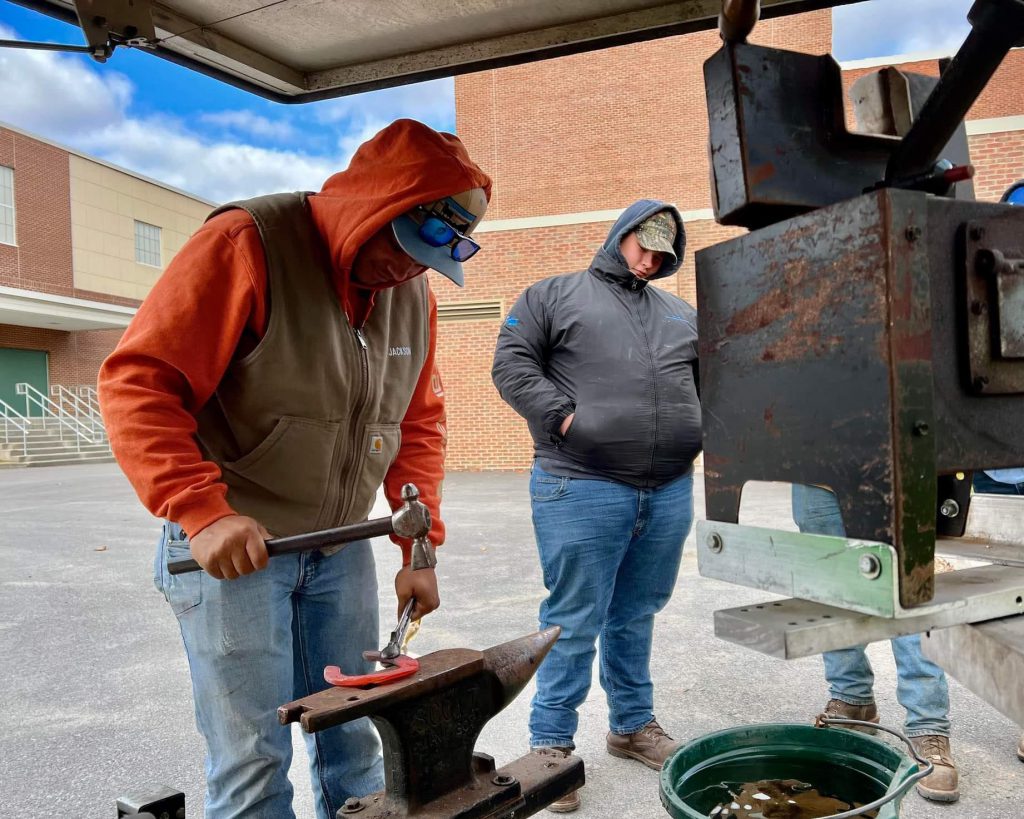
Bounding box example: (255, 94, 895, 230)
(167, 483, 435, 574)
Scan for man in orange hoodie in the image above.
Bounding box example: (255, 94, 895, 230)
(98, 119, 491, 819)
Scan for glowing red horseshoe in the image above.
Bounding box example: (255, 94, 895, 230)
(324, 654, 420, 687)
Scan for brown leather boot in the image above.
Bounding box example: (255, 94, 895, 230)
(910, 735, 959, 803)
(820, 698, 880, 733)
(1018, 733, 1024, 762)
(531, 747, 580, 812)
(606, 719, 680, 770)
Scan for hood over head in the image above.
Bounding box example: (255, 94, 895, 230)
(309, 118, 492, 281)
(594, 199, 685, 283)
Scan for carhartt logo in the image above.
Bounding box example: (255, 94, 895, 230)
(389, 346, 412, 357)
(369, 434, 384, 454)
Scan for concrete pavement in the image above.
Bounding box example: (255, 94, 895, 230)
(1, 465, 1022, 817)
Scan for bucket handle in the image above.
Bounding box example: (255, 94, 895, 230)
(804, 716, 936, 819)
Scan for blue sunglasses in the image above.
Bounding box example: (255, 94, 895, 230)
(416, 208, 480, 262)
(1003, 182, 1024, 206)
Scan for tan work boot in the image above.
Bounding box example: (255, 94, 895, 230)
(606, 719, 680, 770)
(531, 747, 580, 813)
(820, 698, 879, 733)
(1018, 733, 1024, 762)
(910, 735, 959, 803)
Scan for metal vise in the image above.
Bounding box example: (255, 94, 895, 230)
(278, 628, 584, 818)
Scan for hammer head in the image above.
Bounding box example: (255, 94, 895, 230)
(392, 483, 432, 540)
(393, 484, 436, 570)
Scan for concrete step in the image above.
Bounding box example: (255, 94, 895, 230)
(22, 443, 111, 456)
(23, 452, 116, 467)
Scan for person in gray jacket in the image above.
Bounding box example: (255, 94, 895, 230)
(492, 200, 700, 813)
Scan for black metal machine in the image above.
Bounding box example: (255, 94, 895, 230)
(696, 0, 1024, 727)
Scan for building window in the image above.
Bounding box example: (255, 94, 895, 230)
(0, 166, 14, 246)
(134, 220, 162, 267)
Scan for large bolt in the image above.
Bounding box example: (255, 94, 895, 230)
(342, 797, 365, 814)
(493, 774, 517, 787)
(912, 421, 930, 437)
(859, 554, 882, 580)
(706, 532, 724, 553)
(940, 499, 960, 518)
(905, 225, 922, 242)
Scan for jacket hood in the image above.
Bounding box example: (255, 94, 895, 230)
(592, 199, 685, 283)
(308, 118, 492, 278)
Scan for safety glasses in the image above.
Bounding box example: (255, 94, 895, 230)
(416, 208, 480, 262)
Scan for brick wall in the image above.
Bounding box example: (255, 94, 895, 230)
(0, 128, 73, 295)
(968, 131, 1024, 201)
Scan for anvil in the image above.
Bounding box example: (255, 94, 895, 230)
(278, 627, 584, 818)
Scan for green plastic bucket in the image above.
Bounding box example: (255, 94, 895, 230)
(660, 723, 918, 819)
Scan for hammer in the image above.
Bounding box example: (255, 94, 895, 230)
(167, 483, 436, 575)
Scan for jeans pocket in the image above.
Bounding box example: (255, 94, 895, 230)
(157, 527, 202, 616)
(531, 471, 569, 502)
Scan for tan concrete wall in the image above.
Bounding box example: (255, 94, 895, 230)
(69, 155, 211, 301)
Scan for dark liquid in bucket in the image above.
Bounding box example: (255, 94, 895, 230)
(679, 759, 885, 818)
(697, 779, 878, 818)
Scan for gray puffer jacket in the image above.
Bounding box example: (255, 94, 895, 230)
(491, 199, 701, 489)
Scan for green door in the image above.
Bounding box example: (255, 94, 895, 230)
(0, 348, 49, 417)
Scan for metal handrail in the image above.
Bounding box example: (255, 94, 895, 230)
(50, 384, 105, 437)
(0, 399, 29, 458)
(74, 384, 101, 414)
(16, 382, 97, 451)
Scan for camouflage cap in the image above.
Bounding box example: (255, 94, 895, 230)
(633, 210, 678, 262)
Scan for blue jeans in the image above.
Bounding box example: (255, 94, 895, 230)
(154, 523, 385, 819)
(528, 464, 693, 748)
(791, 485, 951, 737)
(973, 471, 1024, 495)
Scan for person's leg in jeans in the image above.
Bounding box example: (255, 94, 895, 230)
(156, 522, 302, 819)
(155, 526, 385, 819)
(601, 472, 693, 734)
(791, 485, 958, 801)
(292, 541, 385, 819)
(973, 471, 1024, 496)
(891, 633, 950, 738)
(528, 465, 638, 750)
(791, 484, 877, 710)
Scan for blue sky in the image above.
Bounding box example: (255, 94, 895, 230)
(0, 0, 972, 202)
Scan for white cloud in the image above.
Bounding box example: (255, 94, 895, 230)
(313, 78, 456, 132)
(0, 23, 455, 203)
(833, 0, 973, 61)
(75, 118, 338, 202)
(0, 24, 351, 201)
(198, 109, 297, 141)
(0, 24, 133, 138)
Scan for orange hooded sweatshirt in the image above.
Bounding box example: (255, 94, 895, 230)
(98, 119, 492, 560)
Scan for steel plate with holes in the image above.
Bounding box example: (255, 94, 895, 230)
(697, 521, 902, 618)
(713, 564, 1024, 659)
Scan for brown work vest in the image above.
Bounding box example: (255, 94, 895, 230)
(193, 192, 430, 541)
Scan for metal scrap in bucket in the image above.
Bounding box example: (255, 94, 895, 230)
(707, 779, 877, 818)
